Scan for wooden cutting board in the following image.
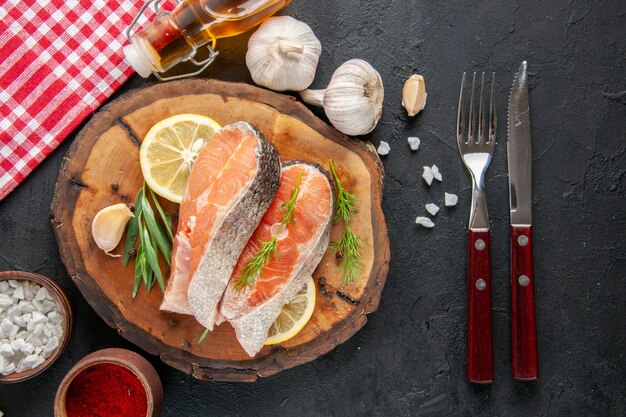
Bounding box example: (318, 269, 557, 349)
(51, 79, 390, 382)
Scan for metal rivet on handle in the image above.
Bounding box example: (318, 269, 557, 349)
(475, 279, 487, 290)
(475, 239, 486, 250)
(518, 235, 528, 246)
(518, 275, 530, 286)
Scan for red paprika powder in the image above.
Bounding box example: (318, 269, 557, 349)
(65, 363, 148, 417)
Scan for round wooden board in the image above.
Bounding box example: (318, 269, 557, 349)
(51, 79, 390, 382)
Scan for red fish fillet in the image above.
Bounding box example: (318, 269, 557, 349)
(160, 122, 280, 331)
(220, 162, 334, 356)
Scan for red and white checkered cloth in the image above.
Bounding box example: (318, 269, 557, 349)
(0, 0, 173, 201)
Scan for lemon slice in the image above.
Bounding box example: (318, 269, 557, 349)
(265, 276, 316, 345)
(139, 114, 221, 203)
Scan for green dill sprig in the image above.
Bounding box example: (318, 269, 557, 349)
(124, 183, 173, 297)
(329, 160, 357, 223)
(234, 173, 303, 292)
(328, 160, 365, 285)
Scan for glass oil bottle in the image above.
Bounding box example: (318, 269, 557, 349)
(124, 0, 291, 80)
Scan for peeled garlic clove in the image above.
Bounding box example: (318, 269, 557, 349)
(246, 16, 322, 92)
(300, 59, 384, 136)
(402, 74, 427, 116)
(92, 203, 134, 256)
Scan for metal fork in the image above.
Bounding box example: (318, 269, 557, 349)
(457, 72, 496, 384)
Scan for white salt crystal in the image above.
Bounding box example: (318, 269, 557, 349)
(415, 216, 435, 228)
(18, 301, 35, 314)
(13, 315, 26, 327)
(0, 295, 11, 308)
(35, 347, 43, 356)
(7, 305, 20, 323)
(422, 166, 434, 185)
(0, 344, 14, 357)
(23, 283, 33, 300)
(407, 136, 421, 151)
(22, 354, 43, 370)
(1, 319, 16, 335)
(12, 286, 25, 300)
(0, 281, 9, 292)
(21, 343, 35, 355)
(51, 324, 63, 338)
(25, 333, 42, 347)
(445, 192, 458, 207)
(43, 337, 59, 358)
(16, 358, 29, 373)
(41, 300, 56, 314)
(425, 203, 440, 216)
(2, 362, 15, 376)
(31, 311, 47, 325)
(47, 311, 59, 322)
(34, 287, 48, 301)
(0, 355, 5, 374)
(10, 339, 26, 352)
(431, 164, 442, 182)
(8, 280, 19, 288)
(33, 323, 44, 337)
(377, 141, 390, 156)
(43, 323, 53, 338)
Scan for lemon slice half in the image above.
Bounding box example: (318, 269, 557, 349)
(139, 114, 221, 203)
(265, 276, 316, 345)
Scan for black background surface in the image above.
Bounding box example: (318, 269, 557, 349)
(1, 0, 625, 415)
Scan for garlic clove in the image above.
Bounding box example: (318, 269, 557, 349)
(246, 16, 322, 92)
(300, 59, 384, 136)
(91, 203, 134, 257)
(402, 74, 427, 117)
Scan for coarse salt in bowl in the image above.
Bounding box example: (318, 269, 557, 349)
(0, 271, 72, 383)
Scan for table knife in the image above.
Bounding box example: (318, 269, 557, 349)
(507, 61, 539, 380)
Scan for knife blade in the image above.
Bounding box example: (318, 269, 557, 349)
(507, 61, 539, 381)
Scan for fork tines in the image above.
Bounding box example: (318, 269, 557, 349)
(457, 72, 497, 148)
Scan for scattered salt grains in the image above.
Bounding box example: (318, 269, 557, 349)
(431, 165, 442, 182)
(377, 141, 390, 156)
(0, 280, 64, 376)
(415, 216, 435, 228)
(425, 203, 440, 216)
(422, 166, 434, 185)
(407, 136, 420, 151)
(445, 192, 459, 207)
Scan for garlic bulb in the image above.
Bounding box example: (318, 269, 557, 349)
(300, 59, 384, 136)
(402, 74, 427, 116)
(246, 16, 322, 92)
(92, 203, 134, 256)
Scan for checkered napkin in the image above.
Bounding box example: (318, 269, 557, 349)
(0, 0, 173, 201)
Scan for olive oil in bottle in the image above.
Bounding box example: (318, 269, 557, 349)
(124, 0, 291, 78)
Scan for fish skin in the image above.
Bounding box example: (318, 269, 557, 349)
(225, 161, 335, 356)
(186, 122, 281, 330)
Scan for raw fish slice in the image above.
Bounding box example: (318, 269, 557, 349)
(221, 162, 334, 356)
(161, 122, 280, 331)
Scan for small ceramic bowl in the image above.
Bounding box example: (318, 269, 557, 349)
(54, 348, 163, 417)
(0, 270, 73, 384)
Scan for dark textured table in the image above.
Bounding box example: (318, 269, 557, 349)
(1, 0, 624, 415)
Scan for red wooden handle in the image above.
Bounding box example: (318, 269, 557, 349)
(467, 229, 494, 383)
(511, 225, 539, 380)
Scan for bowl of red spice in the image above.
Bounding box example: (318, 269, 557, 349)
(54, 348, 163, 417)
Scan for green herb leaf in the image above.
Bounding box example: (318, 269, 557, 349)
(132, 251, 143, 298)
(197, 328, 209, 344)
(124, 188, 145, 267)
(329, 160, 357, 224)
(141, 191, 171, 265)
(328, 160, 366, 285)
(141, 226, 165, 292)
(149, 188, 173, 241)
(123, 215, 139, 267)
(329, 226, 365, 285)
